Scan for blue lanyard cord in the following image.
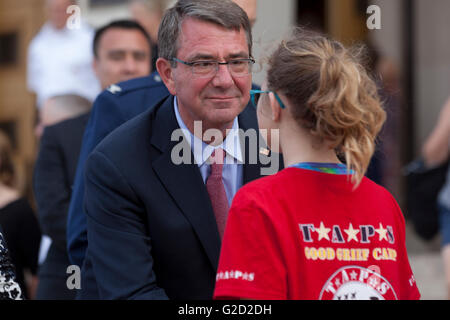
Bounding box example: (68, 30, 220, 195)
(289, 162, 354, 175)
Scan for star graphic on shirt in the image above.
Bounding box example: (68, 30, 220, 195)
(344, 223, 360, 242)
(350, 270, 358, 280)
(375, 223, 388, 241)
(316, 222, 331, 241)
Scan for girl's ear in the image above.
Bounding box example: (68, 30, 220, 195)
(269, 92, 282, 122)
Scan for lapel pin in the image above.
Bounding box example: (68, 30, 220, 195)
(153, 75, 162, 82)
(259, 147, 270, 156)
(107, 84, 122, 94)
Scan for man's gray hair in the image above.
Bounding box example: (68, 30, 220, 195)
(158, 0, 252, 63)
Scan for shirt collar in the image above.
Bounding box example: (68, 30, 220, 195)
(174, 97, 243, 166)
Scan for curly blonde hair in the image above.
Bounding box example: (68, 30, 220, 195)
(267, 28, 386, 187)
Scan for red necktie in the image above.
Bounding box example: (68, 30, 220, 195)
(206, 148, 229, 239)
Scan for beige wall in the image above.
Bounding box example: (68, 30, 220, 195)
(0, 0, 46, 197)
(369, 0, 404, 69)
(415, 0, 450, 155)
(78, 0, 130, 28)
(369, 0, 450, 157)
(251, 0, 297, 85)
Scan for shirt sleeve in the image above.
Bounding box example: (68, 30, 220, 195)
(214, 189, 287, 300)
(26, 38, 41, 94)
(84, 150, 168, 299)
(66, 92, 125, 267)
(33, 126, 70, 250)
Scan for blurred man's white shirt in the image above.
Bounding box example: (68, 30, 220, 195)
(27, 21, 101, 108)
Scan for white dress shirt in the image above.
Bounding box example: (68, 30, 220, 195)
(27, 22, 101, 108)
(174, 97, 244, 206)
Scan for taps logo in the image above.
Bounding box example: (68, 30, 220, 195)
(319, 266, 397, 300)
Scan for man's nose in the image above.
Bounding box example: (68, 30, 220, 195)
(123, 55, 139, 74)
(211, 63, 234, 88)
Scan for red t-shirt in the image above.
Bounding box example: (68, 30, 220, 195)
(213, 167, 420, 300)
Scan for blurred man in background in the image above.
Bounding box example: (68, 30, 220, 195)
(233, 0, 257, 27)
(129, 0, 167, 70)
(27, 0, 100, 109)
(422, 100, 450, 299)
(33, 20, 152, 299)
(35, 94, 92, 139)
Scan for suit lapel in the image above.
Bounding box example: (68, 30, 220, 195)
(150, 97, 221, 270)
(149, 99, 282, 271)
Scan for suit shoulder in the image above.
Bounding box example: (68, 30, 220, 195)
(104, 73, 165, 97)
(45, 112, 90, 133)
(94, 106, 154, 156)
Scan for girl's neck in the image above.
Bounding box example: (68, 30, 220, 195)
(279, 122, 341, 168)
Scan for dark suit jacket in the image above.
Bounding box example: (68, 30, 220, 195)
(33, 112, 90, 299)
(67, 73, 170, 268)
(82, 95, 279, 299)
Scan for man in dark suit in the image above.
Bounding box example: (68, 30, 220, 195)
(67, 0, 260, 272)
(66, 73, 169, 269)
(82, 0, 280, 299)
(33, 19, 156, 299)
(34, 109, 89, 300)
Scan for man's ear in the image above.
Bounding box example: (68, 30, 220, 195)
(92, 58, 100, 80)
(156, 58, 176, 95)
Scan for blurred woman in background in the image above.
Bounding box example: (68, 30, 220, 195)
(422, 99, 450, 299)
(0, 130, 41, 299)
(1, 225, 23, 300)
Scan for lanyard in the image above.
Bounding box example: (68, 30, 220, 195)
(289, 162, 354, 175)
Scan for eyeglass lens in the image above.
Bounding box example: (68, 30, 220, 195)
(193, 60, 252, 77)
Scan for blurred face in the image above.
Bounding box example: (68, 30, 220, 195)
(130, 2, 162, 43)
(159, 18, 252, 132)
(35, 98, 71, 138)
(93, 28, 151, 89)
(47, 0, 73, 29)
(233, 0, 257, 27)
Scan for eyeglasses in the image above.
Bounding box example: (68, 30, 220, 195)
(171, 57, 255, 78)
(250, 89, 286, 109)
